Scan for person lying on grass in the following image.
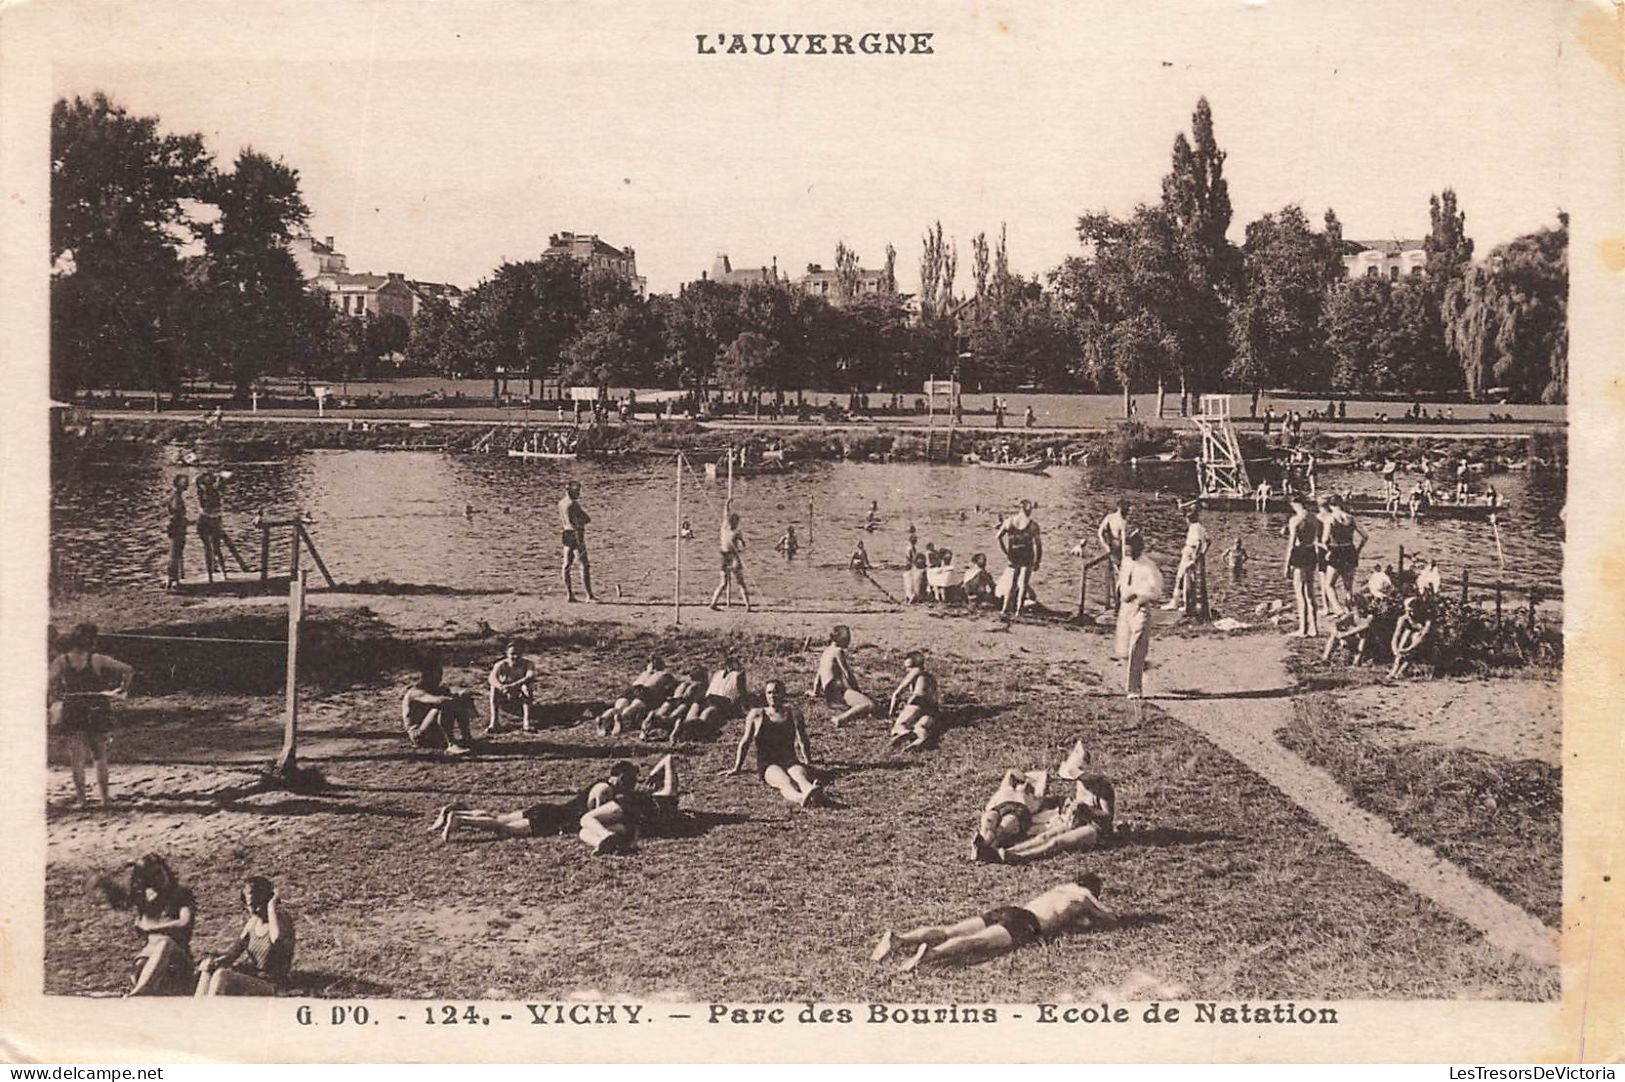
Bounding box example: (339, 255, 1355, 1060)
(486, 640, 539, 735)
(577, 754, 682, 855)
(1389, 596, 1434, 678)
(670, 653, 747, 743)
(640, 667, 708, 741)
(722, 679, 828, 807)
(595, 655, 677, 735)
(812, 624, 876, 727)
(887, 651, 943, 751)
(402, 660, 478, 756)
(195, 876, 294, 996)
(434, 756, 680, 853)
(1322, 594, 1376, 665)
(871, 872, 1117, 972)
(974, 771, 1119, 865)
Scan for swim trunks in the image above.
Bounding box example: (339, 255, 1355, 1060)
(704, 693, 741, 719)
(981, 905, 1043, 947)
(562, 529, 584, 551)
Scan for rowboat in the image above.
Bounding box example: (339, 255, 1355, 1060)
(1195, 493, 1505, 520)
(968, 455, 1049, 474)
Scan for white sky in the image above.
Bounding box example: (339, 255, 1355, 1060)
(47, 0, 1575, 296)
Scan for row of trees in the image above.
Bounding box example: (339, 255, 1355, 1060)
(51, 94, 416, 400)
(50, 92, 1568, 404)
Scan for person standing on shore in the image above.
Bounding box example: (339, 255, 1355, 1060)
(163, 475, 190, 590)
(1282, 494, 1321, 637)
(48, 623, 134, 807)
(559, 480, 597, 603)
(997, 500, 1042, 617)
(1114, 533, 1164, 700)
(709, 508, 753, 612)
(1096, 499, 1132, 606)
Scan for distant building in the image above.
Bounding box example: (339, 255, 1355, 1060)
(544, 231, 646, 296)
(405, 279, 465, 317)
(699, 252, 785, 287)
(322, 271, 417, 323)
(798, 262, 893, 305)
(289, 233, 350, 279)
(1344, 239, 1427, 281)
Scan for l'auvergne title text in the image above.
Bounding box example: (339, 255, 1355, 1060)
(696, 32, 934, 56)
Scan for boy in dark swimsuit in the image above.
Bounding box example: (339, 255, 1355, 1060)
(722, 680, 825, 806)
(872, 873, 1116, 971)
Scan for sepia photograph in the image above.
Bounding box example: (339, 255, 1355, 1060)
(2, 0, 1620, 1064)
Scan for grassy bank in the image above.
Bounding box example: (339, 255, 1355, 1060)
(45, 602, 1552, 1000)
(1278, 646, 1560, 926)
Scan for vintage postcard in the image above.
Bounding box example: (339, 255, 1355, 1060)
(1, 0, 1620, 1064)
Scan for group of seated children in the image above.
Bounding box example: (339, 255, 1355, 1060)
(971, 741, 1128, 865)
(102, 853, 294, 996)
(435, 754, 682, 855)
(893, 539, 999, 607)
(594, 653, 748, 743)
(1322, 559, 1440, 677)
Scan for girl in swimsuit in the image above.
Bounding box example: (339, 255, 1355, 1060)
(195, 876, 295, 996)
(48, 623, 134, 806)
(117, 854, 196, 996)
(163, 475, 190, 589)
(1281, 495, 1320, 637)
(1319, 494, 1367, 618)
(722, 680, 825, 806)
(195, 473, 228, 580)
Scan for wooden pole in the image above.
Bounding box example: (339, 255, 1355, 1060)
(1460, 567, 1470, 604)
(674, 452, 682, 626)
(1495, 581, 1503, 630)
(299, 524, 337, 589)
(1490, 514, 1506, 569)
(259, 522, 271, 586)
(1197, 551, 1210, 621)
(808, 497, 814, 546)
(1398, 545, 1405, 574)
(274, 570, 307, 775)
(289, 516, 302, 579)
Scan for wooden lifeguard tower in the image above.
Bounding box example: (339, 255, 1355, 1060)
(1192, 394, 1251, 499)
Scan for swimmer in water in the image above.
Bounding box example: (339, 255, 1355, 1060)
(865, 501, 880, 532)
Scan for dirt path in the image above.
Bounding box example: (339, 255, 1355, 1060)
(1137, 633, 1558, 968)
(184, 588, 1559, 967)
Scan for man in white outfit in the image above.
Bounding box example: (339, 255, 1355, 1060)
(1115, 533, 1165, 699)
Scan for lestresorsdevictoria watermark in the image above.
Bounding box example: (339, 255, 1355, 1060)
(695, 32, 934, 56)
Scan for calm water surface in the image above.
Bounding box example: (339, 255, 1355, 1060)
(52, 448, 1566, 615)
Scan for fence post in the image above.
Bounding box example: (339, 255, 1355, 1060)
(1460, 567, 1470, 605)
(1197, 552, 1210, 621)
(274, 570, 307, 776)
(1527, 588, 1539, 631)
(1495, 581, 1503, 630)
(1398, 545, 1405, 573)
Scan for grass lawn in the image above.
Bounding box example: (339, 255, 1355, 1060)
(1277, 646, 1560, 927)
(44, 606, 1554, 1000)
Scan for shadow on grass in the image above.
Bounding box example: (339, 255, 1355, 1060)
(1126, 826, 1240, 848)
(660, 809, 755, 839)
(1157, 686, 1298, 701)
(340, 582, 519, 598)
(287, 971, 393, 997)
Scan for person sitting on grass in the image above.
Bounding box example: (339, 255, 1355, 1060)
(577, 754, 682, 855)
(722, 679, 828, 807)
(195, 876, 294, 996)
(1323, 594, 1376, 666)
(641, 666, 708, 741)
(595, 655, 678, 735)
(887, 651, 943, 751)
(849, 540, 873, 572)
(974, 771, 1120, 865)
(105, 853, 196, 996)
(1389, 596, 1435, 678)
(402, 660, 477, 756)
(486, 640, 539, 735)
(812, 625, 877, 727)
(871, 873, 1117, 973)
(671, 653, 747, 743)
(961, 552, 997, 605)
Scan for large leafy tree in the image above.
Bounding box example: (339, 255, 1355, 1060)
(1158, 96, 1241, 406)
(1442, 216, 1567, 402)
(50, 93, 213, 397)
(192, 149, 330, 396)
(1227, 205, 1344, 392)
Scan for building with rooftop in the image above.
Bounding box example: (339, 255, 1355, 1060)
(1343, 239, 1427, 280)
(543, 231, 646, 296)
